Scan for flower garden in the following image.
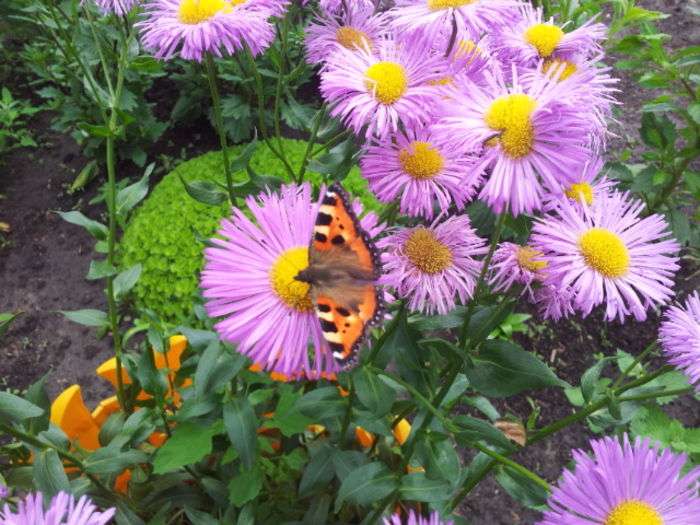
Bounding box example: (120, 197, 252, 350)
(0, 0, 698, 523)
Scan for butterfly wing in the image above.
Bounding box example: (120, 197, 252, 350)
(310, 184, 382, 368)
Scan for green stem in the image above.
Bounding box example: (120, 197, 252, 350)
(310, 129, 351, 157)
(611, 340, 656, 389)
(204, 54, 235, 204)
(471, 441, 550, 492)
(296, 107, 327, 184)
(83, 5, 115, 98)
(273, 14, 289, 150)
(339, 375, 354, 445)
(617, 386, 693, 403)
(458, 212, 507, 348)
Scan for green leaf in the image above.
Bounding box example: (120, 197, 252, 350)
(78, 122, 114, 138)
(297, 386, 346, 421)
(223, 398, 258, 470)
(581, 358, 613, 403)
(399, 473, 451, 502)
(33, 449, 70, 497)
(453, 415, 516, 451)
(117, 167, 152, 219)
(0, 312, 20, 339)
(179, 176, 228, 206)
(332, 450, 368, 481)
(263, 386, 314, 437)
(495, 467, 548, 510)
(353, 367, 396, 416)
(689, 102, 700, 124)
(114, 264, 142, 298)
(0, 391, 43, 422)
(417, 436, 461, 486)
(86, 259, 117, 280)
(153, 421, 219, 474)
(56, 211, 108, 240)
(228, 465, 263, 507)
(229, 138, 257, 173)
(303, 494, 331, 525)
(84, 447, 149, 475)
(640, 113, 676, 149)
(184, 507, 220, 525)
(335, 462, 397, 511)
(299, 444, 335, 497)
(465, 340, 568, 397)
(61, 309, 109, 328)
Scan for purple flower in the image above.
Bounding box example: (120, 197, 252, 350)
(389, 0, 519, 43)
(379, 215, 487, 315)
(489, 242, 546, 299)
(659, 291, 700, 393)
(319, 0, 374, 16)
(305, 5, 389, 65)
(0, 486, 7, 500)
(320, 35, 445, 139)
(434, 70, 593, 215)
(542, 157, 617, 211)
(200, 184, 380, 377)
(92, 0, 141, 15)
(533, 284, 575, 321)
(539, 434, 700, 525)
(531, 191, 680, 322)
(495, 5, 607, 67)
(384, 509, 453, 525)
(360, 124, 480, 219)
(137, 0, 276, 62)
(0, 492, 115, 525)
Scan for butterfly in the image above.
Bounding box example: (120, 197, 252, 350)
(294, 183, 383, 369)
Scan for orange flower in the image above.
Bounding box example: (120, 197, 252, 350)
(393, 418, 411, 446)
(355, 426, 375, 448)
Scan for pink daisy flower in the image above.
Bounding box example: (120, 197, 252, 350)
(384, 509, 453, 525)
(389, 0, 519, 42)
(378, 215, 487, 315)
(138, 0, 276, 62)
(542, 156, 617, 211)
(489, 241, 547, 299)
(320, 35, 445, 139)
(93, 0, 141, 15)
(539, 435, 700, 525)
(434, 70, 593, 215)
(305, 5, 389, 65)
(200, 184, 380, 377)
(0, 492, 115, 525)
(531, 191, 680, 322)
(360, 124, 480, 219)
(659, 291, 700, 393)
(495, 5, 607, 67)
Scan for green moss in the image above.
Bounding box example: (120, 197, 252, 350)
(120, 138, 379, 323)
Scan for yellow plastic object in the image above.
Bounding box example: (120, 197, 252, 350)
(393, 418, 411, 446)
(91, 396, 120, 426)
(50, 385, 100, 451)
(355, 426, 375, 448)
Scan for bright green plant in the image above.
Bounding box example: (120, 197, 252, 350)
(0, 86, 41, 156)
(120, 138, 379, 323)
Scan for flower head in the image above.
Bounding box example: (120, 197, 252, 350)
(320, 36, 445, 139)
(360, 124, 480, 219)
(543, 157, 617, 211)
(539, 434, 700, 525)
(384, 509, 453, 525)
(305, 5, 388, 65)
(489, 242, 547, 299)
(138, 0, 275, 62)
(0, 492, 115, 525)
(659, 291, 700, 393)
(201, 184, 379, 377)
(93, 0, 141, 15)
(389, 0, 519, 42)
(435, 70, 593, 215)
(319, 0, 374, 15)
(379, 215, 487, 315)
(531, 191, 680, 322)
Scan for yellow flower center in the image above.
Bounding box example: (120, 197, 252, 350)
(427, 0, 475, 10)
(524, 23, 564, 58)
(178, 0, 235, 24)
(364, 61, 408, 105)
(516, 246, 547, 272)
(604, 500, 663, 525)
(269, 246, 313, 311)
(543, 59, 578, 81)
(484, 94, 537, 158)
(578, 228, 630, 278)
(398, 141, 445, 180)
(565, 182, 594, 205)
(335, 26, 371, 51)
(404, 228, 453, 274)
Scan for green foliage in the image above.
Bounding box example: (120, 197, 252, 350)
(120, 138, 378, 322)
(0, 86, 41, 156)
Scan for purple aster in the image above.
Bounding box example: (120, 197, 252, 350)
(533, 283, 575, 321)
(389, 0, 519, 43)
(0, 492, 115, 525)
(539, 434, 700, 525)
(384, 509, 453, 525)
(495, 5, 607, 67)
(137, 0, 275, 62)
(531, 191, 680, 322)
(320, 35, 445, 139)
(659, 291, 700, 393)
(319, 0, 374, 16)
(489, 242, 546, 300)
(92, 0, 141, 15)
(434, 69, 593, 216)
(305, 5, 389, 65)
(200, 184, 380, 377)
(360, 124, 480, 219)
(378, 215, 487, 315)
(542, 157, 617, 211)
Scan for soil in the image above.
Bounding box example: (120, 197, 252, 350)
(0, 0, 698, 523)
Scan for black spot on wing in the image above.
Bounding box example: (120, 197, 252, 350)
(331, 235, 345, 245)
(329, 342, 344, 354)
(322, 194, 337, 206)
(315, 232, 328, 243)
(335, 306, 351, 317)
(320, 319, 338, 333)
(317, 303, 331, 313)
(316, 212, 332, 226)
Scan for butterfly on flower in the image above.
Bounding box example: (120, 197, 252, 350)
(294, 184, 384, 369)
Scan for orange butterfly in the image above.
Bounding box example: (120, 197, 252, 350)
(295, 183, 383, 369)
